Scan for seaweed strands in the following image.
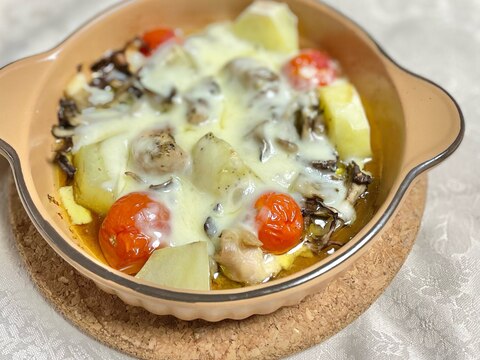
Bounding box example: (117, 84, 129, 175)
(53, 99, 79, 178)
(348, 161, 372, 185)
(55, 152, 76, 179)
(302, 196, 342, 253)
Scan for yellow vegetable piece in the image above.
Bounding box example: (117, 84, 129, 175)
(192, 133, 258, 196)
(319, 82, 372, 160)
(73, 143, 115, 215)
(58, 186, 92, 225)
(233, 1, 299, 53)
(275, 245, 313, 271)
(136, 242, 210, 291)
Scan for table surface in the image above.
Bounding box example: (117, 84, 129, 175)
(0, 0, 478, 359)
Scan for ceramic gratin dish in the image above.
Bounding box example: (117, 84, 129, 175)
(0, 0, 464, 321)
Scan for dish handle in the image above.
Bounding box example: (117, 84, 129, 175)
(0, 54, 54, 160)
(393, 66, 464, 174)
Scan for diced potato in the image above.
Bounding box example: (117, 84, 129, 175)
(73, 143, 115, 215)
(191, 133, 258, 211)
(99, 135, 129, 197)
(135, 242, 210, 291)
(58, 186, 92, 225)
(72, 115, 133, 152)
(233, 1, 298, 53)
(318, 82, 372, 160)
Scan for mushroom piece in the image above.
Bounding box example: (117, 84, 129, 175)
(223, 58, 290, 121)
(223, 58, 282, 108)
(275, 138, 299, 154)
(185, 78, 223, 125)
(89, 50, 132, 99)
(149, 177, 175, 191)
(245, 120, 274, 162)
(131, 130, 188, 175)
(214, 229, 281, 285)
(124, 171, 146, 183)
(346, 183, 367, 204)
(348, 161, 373, 185)
(90, 49, 131, 76)
(143, 86, 179, 112)
(310, 158, 338, 172)
(51, 125, 75, 139)
(223, 58, 280, 94)
(302, 196, 341, 252)
(87, 43, 149, 107)
(57, 98, 80, 127)
(344, 161, 371, 204)
(292, 91, 324, 139)
(55, 152, 76, 179)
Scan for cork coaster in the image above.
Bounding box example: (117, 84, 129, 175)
(8, 176, 427, 360)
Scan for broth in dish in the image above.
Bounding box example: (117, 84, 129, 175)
(52, 1, 378, 290)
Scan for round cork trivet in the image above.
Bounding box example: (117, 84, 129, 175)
(8, 176, 427, 360)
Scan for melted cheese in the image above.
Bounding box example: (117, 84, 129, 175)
(71, 22, 356, 269)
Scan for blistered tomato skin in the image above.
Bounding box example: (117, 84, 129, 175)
(99, 192, 170, 275)
(283, 49, 338, 90)
(254, 192, 304, 254)
(140, 28, 177, 56)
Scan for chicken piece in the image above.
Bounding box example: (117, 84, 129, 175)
(131, 130, 188, 175)
(214, 228, 281, 285)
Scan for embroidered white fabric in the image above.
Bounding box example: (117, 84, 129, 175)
(0, 0, 478, 359)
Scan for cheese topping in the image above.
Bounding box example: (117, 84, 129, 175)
(54, 1, 374, 288)
(73, 24, 349, 251)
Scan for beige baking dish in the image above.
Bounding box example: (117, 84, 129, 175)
(0, 0, 464, 321)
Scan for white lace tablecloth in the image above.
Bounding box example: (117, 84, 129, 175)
(0, 0, 478, 359)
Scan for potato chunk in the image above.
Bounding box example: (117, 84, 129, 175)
(214, 228, 280, 285)
(233, 1, 299, 53)
(319, 82, 372, 160)
(191, 133, 258, 211)
(73, 143, 115, 215)
(131, 131, 188, 175)
(136, 241, 210, 291)
(58, 186, 92, 225)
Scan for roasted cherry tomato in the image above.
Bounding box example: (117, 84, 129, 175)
(254, 192, 304, 254)
(140, 27, 177, 56)
(283, 49, 338, 90)
(99, 192, 170, 274)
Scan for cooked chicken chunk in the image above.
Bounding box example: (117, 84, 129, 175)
(131, 130, 188, 174)
(214, 228, 281, 285)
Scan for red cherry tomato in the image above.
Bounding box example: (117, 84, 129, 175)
(140, 27, 177, 56)
(283, 49, 338, 90)
(254, 192, 304, 254)
(99, 192, 170, 274)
